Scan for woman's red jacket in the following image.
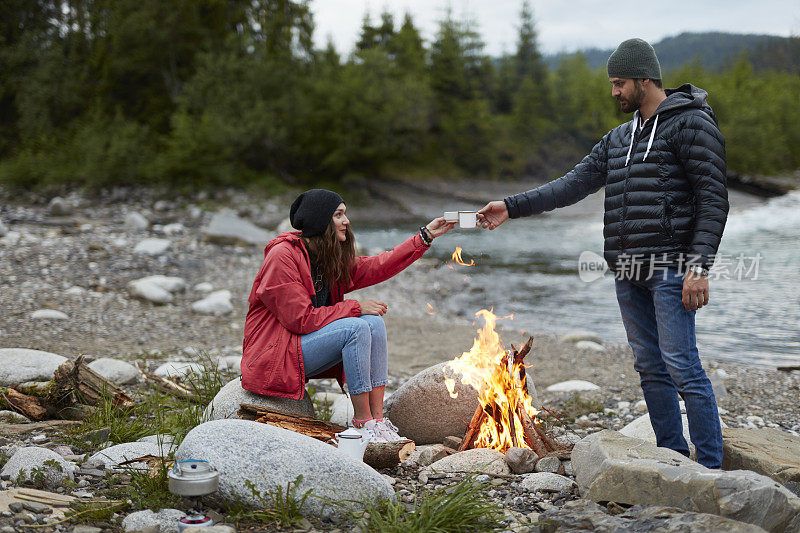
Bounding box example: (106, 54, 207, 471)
(241, 231, 429, 399)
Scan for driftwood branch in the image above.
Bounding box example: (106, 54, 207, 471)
(135, 362, 198, 404)
(1, 388, 48, 421)
(50, 355, 134, 410)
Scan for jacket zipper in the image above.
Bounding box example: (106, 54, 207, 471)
(620, 122, 642, 253)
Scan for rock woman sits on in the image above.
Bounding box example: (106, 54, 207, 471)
(241, 189, 454, 443)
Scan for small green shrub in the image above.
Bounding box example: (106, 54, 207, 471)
(241, 475, 312, 528)
(104, 461, 181, 512)
(351, 475, 504, 532)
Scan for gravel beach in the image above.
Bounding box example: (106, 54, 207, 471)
(1, 186, 798, 437)
(2, 186, 800, 532)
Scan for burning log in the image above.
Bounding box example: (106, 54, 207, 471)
(240, 404, 415, 469)
(458, 404, 487, 452)
(516, 402, 549, 457)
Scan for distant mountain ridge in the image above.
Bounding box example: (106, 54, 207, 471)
(546, 32, 799, 73)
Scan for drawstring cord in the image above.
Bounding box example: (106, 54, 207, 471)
(624, 111, 660, 165)
(624, 111, 638, 166)
(643, 114, 659, 161)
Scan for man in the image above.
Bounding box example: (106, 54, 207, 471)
(478, 38, 728, 468)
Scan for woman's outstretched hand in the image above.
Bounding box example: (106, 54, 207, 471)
(426, 217, 456, 238)
(359, 299, 388, 316)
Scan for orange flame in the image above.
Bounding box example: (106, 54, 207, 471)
(450, 247, 475, 266)
(444, 309, 538, 453)
(426, 303, 435, 315)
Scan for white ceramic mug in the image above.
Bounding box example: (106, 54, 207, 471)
(443, 211, 459, 223)
(458, 211, 477, 229)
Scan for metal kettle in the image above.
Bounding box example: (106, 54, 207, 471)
(335, 428, 370, 461)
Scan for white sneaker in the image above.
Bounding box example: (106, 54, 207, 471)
(352, 419, 387, 443)
(375, 418, 405, 442)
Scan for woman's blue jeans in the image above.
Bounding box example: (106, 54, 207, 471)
(300, 315, 388, 395)
(615, 268, 723, 468)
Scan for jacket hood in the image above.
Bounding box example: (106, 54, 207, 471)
(263, 231, 304, 258)
(657, 83, 717, 124)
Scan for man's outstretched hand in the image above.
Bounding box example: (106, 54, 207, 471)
(477, 201, 509, 230)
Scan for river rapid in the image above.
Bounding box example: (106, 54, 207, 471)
(355, 188, 800, 369)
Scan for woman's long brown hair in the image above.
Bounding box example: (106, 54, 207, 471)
(302, 221, 356, 290)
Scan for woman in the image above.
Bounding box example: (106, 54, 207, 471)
(242, 189, 454, 442)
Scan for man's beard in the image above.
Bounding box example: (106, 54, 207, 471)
(618, 81, 645, 113)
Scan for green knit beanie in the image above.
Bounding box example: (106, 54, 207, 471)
(607, 38, 662, 80)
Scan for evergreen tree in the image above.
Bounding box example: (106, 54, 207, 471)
(511, 0, 552, 140)
(430, 13, 494, 174)
(388, 13, 426, 75)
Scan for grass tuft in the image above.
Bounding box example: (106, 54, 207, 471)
(306, 385, 335, 422)
(350, 475, 505, 532)
(223, 475, 312, 528)
(112, 462, 183, 511)
(556, 393, 604, 423)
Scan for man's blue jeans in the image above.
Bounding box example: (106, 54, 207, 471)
(615, 268, 723, 468)
(300, 315, 388, 395)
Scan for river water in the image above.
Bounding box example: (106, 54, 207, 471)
(355, 188, 800, 369)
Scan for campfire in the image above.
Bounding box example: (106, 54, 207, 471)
(444, 310, 561, 455)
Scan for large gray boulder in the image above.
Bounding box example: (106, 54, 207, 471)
(88, 358, 139, 385)
(383, 362, 480, 445)
(175, 419, 394, 517)
(1, 447, 73, 489)
(723, 427, 800, 493)
(201, 210, 271, 246)
(204, 378, 314, 421)
(540, 500, 768, 533)
(572, 430, 800, 532)
(424, 448, 510, 476)
(0, 348, 68, 386)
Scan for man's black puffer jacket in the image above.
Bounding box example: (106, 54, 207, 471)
(505, 84, 729, 271)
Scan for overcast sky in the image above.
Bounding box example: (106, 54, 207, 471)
(310, 0, 800, 56)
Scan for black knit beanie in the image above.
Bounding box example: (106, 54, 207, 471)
(607, 38, 662, 80)
(289, 189, 345, 237)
